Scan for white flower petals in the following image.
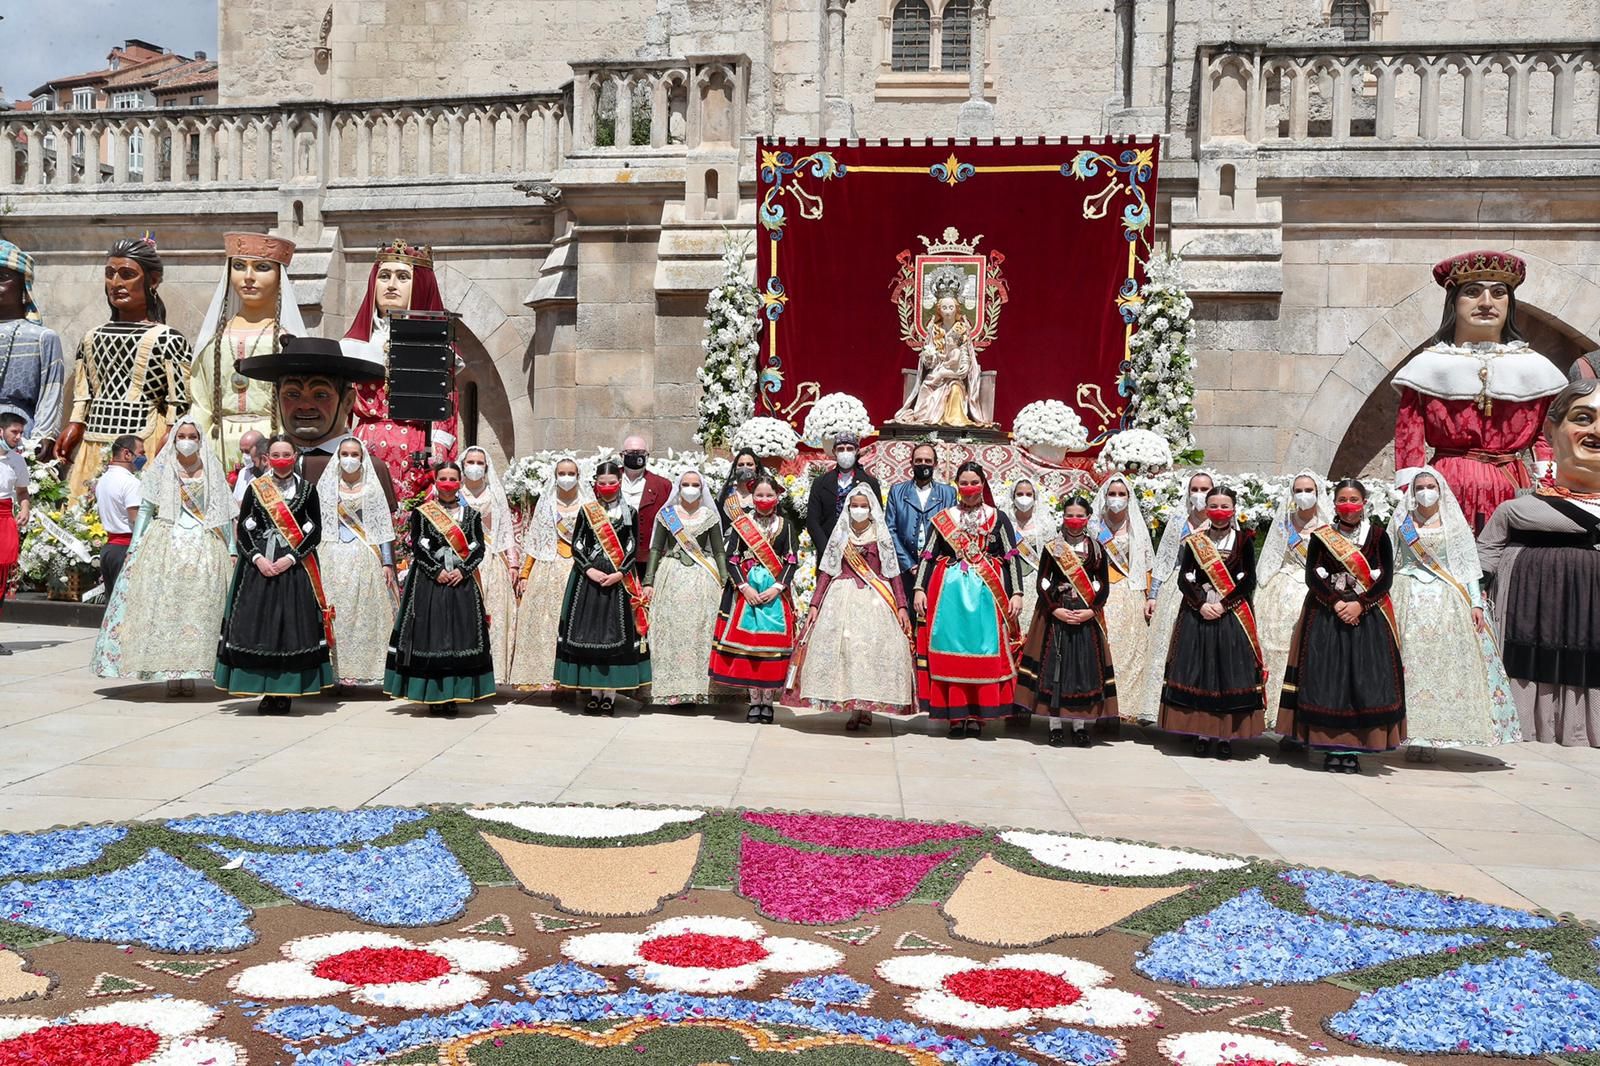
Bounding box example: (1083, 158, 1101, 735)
(352, 972, 490, 1010)
(561, 932, 648, 968)
(561, 914, 842, 993)
(229, 958, 350, 1000)
(875, 953, 985, 990)
(1000, 831, 1246, 877)
(285, 929, 414, 963)
(229, 931, 522, 1009)
(73, 997, 220, 1038)
(464, 805, 705, 839)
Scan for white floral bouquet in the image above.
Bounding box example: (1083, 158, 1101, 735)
(18, 498, 105, 596)
(801, 392, 874, 448)
(1012, 400, 1090, 451)
(501, 449, 733, 508)
(732, 416, 800, 461)
(1132, 470, 1402, 531)
(695, 237, 760, 448)
(1095, 428, 1173, 475)
(1127, 251, 1203, 464)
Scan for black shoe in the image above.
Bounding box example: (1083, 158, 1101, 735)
(964, 719, 983, 739)
(760, 704, 775, 724)
(1341, 754, 1361, 774)
(1216, 740, 1233, 760)
(1323, 753, 1341, 773)
(1193, 737, 1210, 757)
(584, 695, 601, 715)
(1072, 728, 1091, 748)
(1279, 735, 1304, 754)
(947, 721, 963, 739)
(748, 704, 763, 723)
(1048, 728, 1068, 747)
(600, 696, 615, 717)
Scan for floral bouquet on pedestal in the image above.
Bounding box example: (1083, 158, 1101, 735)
(18, 499, 105, 600)
(1096, 429, 1173, 476)
(1127, 252, 1203, 465)
(732, 417, 800, 462)
(696, 238, 760, 449)
(1012, 400, 1090, 462)
(801, 393, 874, 449)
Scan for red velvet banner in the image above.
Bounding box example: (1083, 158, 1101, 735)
(754, 138, 1160, 440)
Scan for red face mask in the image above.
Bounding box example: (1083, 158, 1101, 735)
(958, 487, 984, 505)
(1062, 516, 1090, 534)
(1206, 507, 1234, 526)
(1335, 501, 1365, 518)
(434, 477, 461, 495)
(595, 483, 620, 501)
(268, 456, 296, 475)
(753, 496, 779, 514)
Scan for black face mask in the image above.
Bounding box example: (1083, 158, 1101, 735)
(622, 452, 647, 470)
(737, 466, 757, 482)
(913, 464, 935, 483)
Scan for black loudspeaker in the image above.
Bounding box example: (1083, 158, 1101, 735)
(386, 310, 457, 422)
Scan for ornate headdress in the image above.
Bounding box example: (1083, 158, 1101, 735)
(224, 232, 296, 267)
(376, 239, 433, 269)
(928, 266, 965, 301)
(1432, 250, 1526, 290)
(0, 239, 39, 320)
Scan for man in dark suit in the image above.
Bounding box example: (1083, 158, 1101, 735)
(805, 432, 883, 564)
(620, 433, 672, 575)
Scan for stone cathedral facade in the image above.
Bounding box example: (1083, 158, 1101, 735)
(3, 0, 1598, 473)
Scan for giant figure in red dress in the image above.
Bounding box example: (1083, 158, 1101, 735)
(1391, 250, 1565, 534)
(340, 241, 461, 502)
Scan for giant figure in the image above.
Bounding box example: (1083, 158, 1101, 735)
(0, 239, 65, 454)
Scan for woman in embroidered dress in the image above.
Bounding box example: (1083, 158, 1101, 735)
(1390, 466, 1519, 757)
(1256, 471, 1331, 727)
(1004, 478, 1052, 628)
(384, 460, 496, 714)
(1137, 469, 1216, 724)
(1017, 497, 1117, 747)
(1090, 475, 1153, 721)
(318, 437, 397, 688)
(555, 460, 651, 713)
(460, 446, 519, 681)
(716, 448, 765, 522)
(641, 469, 728, 707)
(215, 434, 334, 714)
(786, 486, 915, 730)
(912, 461, 1025, 739)
(1158, 487, 1266, 759)
(710, 474, 799, 724)
(1278, 479, 1406, 772)
(92, 415, 233, 695)
(509, 458, 587, 691)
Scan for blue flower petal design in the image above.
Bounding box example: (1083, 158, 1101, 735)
(1328, 951, 1600, 1055)
(1134, 888, 1482, 987)
(1281, 869, 1557, 930)
(169, 808, 426, 847)
(256, 1004, 370, 1043)
(519, 962, 613, 996)
(781, 974, 874, 1007)
(1017, 1027, 1125, 1065)
(207, 830, 470, 926)
(0, 849, 253, 952)
(0, 825, 127, 876)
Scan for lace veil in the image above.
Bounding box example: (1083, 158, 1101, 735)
(1089, 474, 1154, 584)
(819, 482, 901, 580)
(143, 414, 235, 531)
(1256, 469, 1332, 582)
(316, 437, 395, 546)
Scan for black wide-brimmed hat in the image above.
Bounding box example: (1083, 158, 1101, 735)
(237, 334, 387, 383)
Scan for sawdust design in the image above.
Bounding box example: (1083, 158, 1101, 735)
(480, 831, 702, 917)
(941, 854, 1190, 946)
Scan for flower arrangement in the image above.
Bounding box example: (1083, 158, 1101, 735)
(1012, 400, 1090, 452)
(1126, 252, 1202, 464)
(1132, 472, 1402, 531)
(696, 236, 760, 448)
(801, 392, 875, 448)
(501, 450, 732, 509)
(18, 497, 106, 596)
(1095, 429, 1173, 475)
(22, 434, 69, 509)
(732, 416, 801, 461)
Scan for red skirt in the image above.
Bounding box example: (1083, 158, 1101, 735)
(0, 499, 18, 568)
(915, 559, 1017, 719)
(709, 594, 795, 687)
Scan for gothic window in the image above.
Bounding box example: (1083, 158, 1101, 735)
(1330, 0, 1371, 40)
(890, 0, 932, 72)
(940, 0, 972, 72)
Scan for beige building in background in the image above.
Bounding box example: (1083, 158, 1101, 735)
(1, 1, 1598, 474)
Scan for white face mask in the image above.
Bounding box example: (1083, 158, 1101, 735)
(1414, 488, 1440, 509)
(463, 462, 486, 481)
(174, 438, 201, 458)
(679, 485, 702, 503)
(848, 505, 871, 523)
(338, 455, 362, 474)
(1013, 494, 1034, 512)
(1105, 496, 1128, 514)
(555, 474, 578, 491)
(1293, 490, 1319, 511)
(1189, 490, 1210, 512)
(836, 450, 857, 470)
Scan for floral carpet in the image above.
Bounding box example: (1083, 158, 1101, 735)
(0, 805, 1596, 1065)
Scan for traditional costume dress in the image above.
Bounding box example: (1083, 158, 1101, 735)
(384, 497, 496, 704)
(643, 474, 729, 705)
(460, 452, 519, 681)
(1004, 493, 1053, 632)
(507, 482, 588, 690)
(317, 442, 396, 687)
(555, 498, 652, 694)
(0, 240, 65, 440)
(1158, 523, 1266, 743)
(1137, 477, 1215, 724)
(709, 508, 799, 696)
(1277, 519, 1406, 754)
(785, 492, 915, 717)
(1090, 476, 1154, 721)
(66, 320, 193, 503)
(92, 416, 234, 683)
(214, 471, 335, 699)
(1255, 473, 1332, 725)
(1390, 467, 1519, 751)
(1016, 531, 1118, 729)
(913, 500, 1024, 723)
(1478, 489, 1600, 747)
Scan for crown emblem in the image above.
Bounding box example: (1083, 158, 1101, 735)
(376, 239, 434, 269)
(918, 226, 982, 256)
(1432, 248, 1525, 290)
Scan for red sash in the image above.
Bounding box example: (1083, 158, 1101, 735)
(1311, 525, 1400, 643)
(582, 501, 649, 639)
(420, 499, 485, 599)
(730, 510, 787, 582)
(843, 543, 900, 617)
(1045, 538, 1107, 640)
(252, 476, 336, 649)
(1184, 531, 1264, 670)
(930, 507, 1020, 647)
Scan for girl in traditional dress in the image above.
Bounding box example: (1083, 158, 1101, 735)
(215, 434, 334, 714)
(1255, 471, 1331, 726)
(1158, 487, 1266, 758)
(318, 437, 397, 688)
(460, 446, 519, 681)
(717, 448, 765, 521)
(1138, 469, 1216, 723)
(555, 460, 651, 713)
(710, 474, 799, 724)
(1277, 479, 1406, 772)
(384, 460, 496, 714)
(1390, 466, 1519, 757)
(912, 461, 1025, 739)
(787, 486, 915, 730)
(1004, 477, 1052, 636)
(1017, 497, 1117, 746)
(91, 415, 233, 695)
(641, 469, 728, 706)
(509, 457, 587, 692)
(1090, 475, 1153, 720)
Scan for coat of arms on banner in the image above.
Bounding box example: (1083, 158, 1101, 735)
(889, 227, 1009, 353)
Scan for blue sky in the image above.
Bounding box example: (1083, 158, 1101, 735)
(2, 0, 218, 103)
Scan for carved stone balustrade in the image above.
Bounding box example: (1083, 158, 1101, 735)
(567, 55, 749, 153)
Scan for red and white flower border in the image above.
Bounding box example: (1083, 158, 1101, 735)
(228, 930, 524, 1010)
(561, 914, 844, 993)
(0, 997, 244, 1065)
(1159, 1031, 1402, 1065)
(876, 952, 1162, 1031)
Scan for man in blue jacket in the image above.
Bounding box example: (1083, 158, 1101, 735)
(884, 441, 956, 602)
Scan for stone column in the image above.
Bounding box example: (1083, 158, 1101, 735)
(823, 0, 856, 138)
(956, 0, 994, 136)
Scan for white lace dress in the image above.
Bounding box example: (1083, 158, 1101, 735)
(644, 507, 726, 705)
(1256, 531, 1315, 724)
(794, 542, 916, 712)
(463, 486, 518, 681)
(507, 505, 579, 690)
(1100, 524, 1150, 720)
(322, 484, 395, 686)
(1011, 514, 1051, 627)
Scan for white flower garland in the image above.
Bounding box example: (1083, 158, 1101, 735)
(1095, 429, 1173, 475)
(463, 806, 705, 839)
(999, 831, 1245, 877)
(802, 392, 875, 448)
(1013, 400, 1090, 451)
(696, 237, 760, 448)
(1126, 252, 1201, 464)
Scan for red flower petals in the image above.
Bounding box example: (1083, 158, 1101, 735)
(943, 967, 1083, 1011)
(313, 946, 453, 986)
(638, 933, 771, 970)
(741, 812, 982, 849)
(0, 1022, 161, 1066)
(738, 837, 954, 924)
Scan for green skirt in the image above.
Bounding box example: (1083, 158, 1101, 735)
(554, 659, 652, 692)
(214, 661, 334, 697)
(384, 668, 497, 705)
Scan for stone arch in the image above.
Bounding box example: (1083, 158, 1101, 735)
(1283, 252, 1600, 477)
(432, 261, 534, 465)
